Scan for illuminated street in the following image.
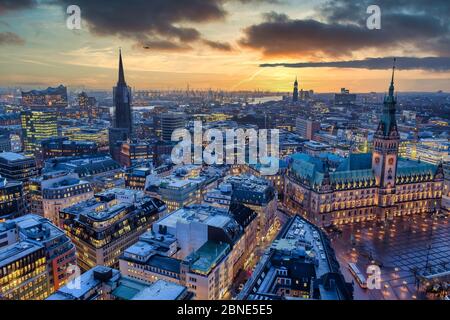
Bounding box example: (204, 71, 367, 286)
(330, 214, 450, 300)
(230, 211, 287, 299)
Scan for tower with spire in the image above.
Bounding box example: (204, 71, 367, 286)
(109, 49, 133, 161)
(113, 49, 132, 134)
(292, 77, 299, 102)
(372, 58, 400, 220)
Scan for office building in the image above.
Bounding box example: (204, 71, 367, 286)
(303, 140, 332, 156)
(0, 152, 38, 182)
(406, 138, 449, 165)
(21, 109, 59, 155)
(77, 92, 98, 118)
(161, 112, 185, 142)
(0, 176, 26, 221)
(59, 188, 166, 271)
(226, 174, 277, 243)
(29, 171, 93, 225)
(295, 118, 320, 140)
(0, 241, 49, 300)
(119, 140, 154, 167)
(0, 152, 39, 207)
(63, 127, 108, 148)
(41, 137, 98, 160)
(43, 155, 124, 192)
(153, 165, 219, 212)
(0, 133, 11, 152)
(0, 214, 77, 292)
(124, 166, 153, 191)
(120, 203, 258, 300)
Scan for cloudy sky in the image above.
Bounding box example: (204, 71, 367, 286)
(0, 0, 449, 92)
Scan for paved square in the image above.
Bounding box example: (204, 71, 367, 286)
(329, 214, 450, 300)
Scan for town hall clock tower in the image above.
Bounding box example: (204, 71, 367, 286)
(372, 59, 400, 220)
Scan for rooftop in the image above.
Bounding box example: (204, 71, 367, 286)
(131, 279, 186, 300)
(0, 241, 43, 267)
(0, 152, 29, 162)
(189, 241, 230, 275)
(48, 266, 121, 300)
(156, 204, 231, 230)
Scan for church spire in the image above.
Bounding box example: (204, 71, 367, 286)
(118, 48, 126, 85)
(389, 58, 396, 97)
(292, 76, 299, 102)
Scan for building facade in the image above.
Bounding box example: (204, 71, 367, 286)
(284, 69, 444, 226)
(0, 214, 77, 299)
(21, 109, 59, 156)
(30, 171, 94, 225)
(0, 176, 26, 221)
(21, 85, 68, 109)
(295, 118, 320, 140)
(119, 204, 258, 300)
(161, 112, 185, 142)
(0, 242, 49, 300)
(59, 188, 166, 271)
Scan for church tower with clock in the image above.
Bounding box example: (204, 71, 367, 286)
(372, 59, 400, 220)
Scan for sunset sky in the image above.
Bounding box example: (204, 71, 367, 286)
(0, 0, 450, 92)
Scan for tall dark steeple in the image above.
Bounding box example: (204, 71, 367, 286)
(293, 76, 299, 102)
(113, 49, 132, 134)
(118, 49, 126, 85)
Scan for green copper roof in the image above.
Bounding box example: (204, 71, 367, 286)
(331, 169, 374, 184)
(397, 158, 437, 177)
(379, 61, 398, 136)
(289, 152, 439, 190)
(336, 153, 372, 171)
(291, 153, 374, 186)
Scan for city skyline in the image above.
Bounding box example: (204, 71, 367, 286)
(0, 0, 449, 304)
(0, 0, 450, 92)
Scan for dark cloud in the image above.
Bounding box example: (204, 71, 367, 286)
(240, 0, 450, 58)
(52, 0, 226, 51)
(52, 0, 276, 52)
(0, 31, 25, 45)
(202, 39, 233, 51)
(240, 12, 448, 57)
(0, 0, 36, 14)
(135, 39, 192, 52)
(260, 57, 450, 71)
(321, 0, 450, 24)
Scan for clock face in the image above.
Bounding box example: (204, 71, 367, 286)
(388, 158, 394, 165)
